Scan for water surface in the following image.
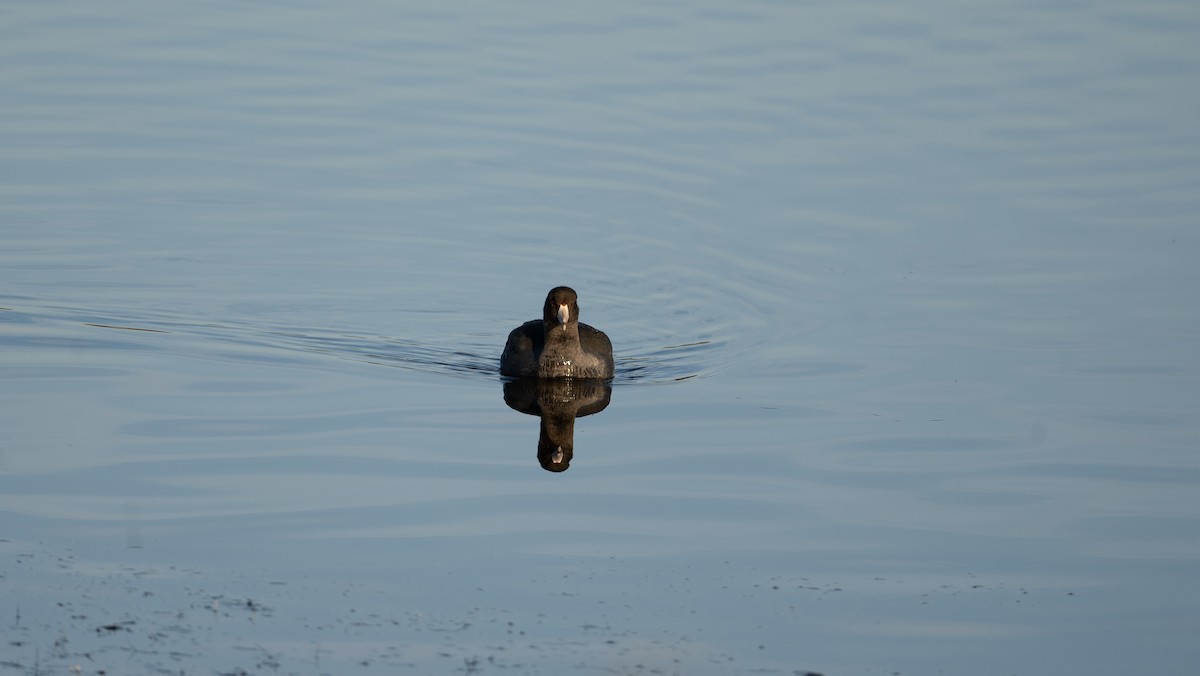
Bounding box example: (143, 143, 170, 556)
(2, 0, 1199, 674)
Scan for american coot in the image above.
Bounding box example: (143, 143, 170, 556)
(500, 286, 614, 379)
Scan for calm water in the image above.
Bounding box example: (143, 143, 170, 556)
(3, 1, 1199, 674)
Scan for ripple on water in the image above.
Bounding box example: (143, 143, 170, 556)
(821, 433, 1025, 473)
(2, 224, 796, 387)
(2, 303, 719, 385)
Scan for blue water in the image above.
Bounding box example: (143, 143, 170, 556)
(3, 1, 1199, 674)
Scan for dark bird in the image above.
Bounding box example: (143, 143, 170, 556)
(500, 286, 614, 379)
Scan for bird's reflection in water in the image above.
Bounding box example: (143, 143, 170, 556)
(502, 377, 612, 472)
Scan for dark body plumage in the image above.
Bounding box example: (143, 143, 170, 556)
(500, 286, 614, 379)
